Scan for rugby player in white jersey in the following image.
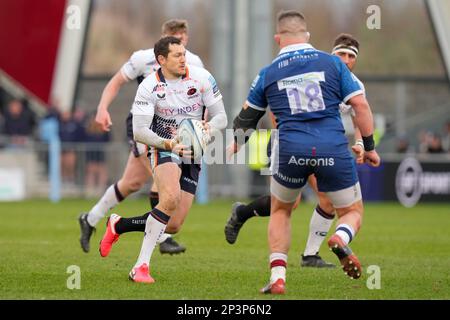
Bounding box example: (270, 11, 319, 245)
(78, 19, 204, 255)
(225, 34, 369, 269)
(99, 36, 227, 283)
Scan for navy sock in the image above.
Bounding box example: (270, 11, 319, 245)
(237, 195, 271, 222)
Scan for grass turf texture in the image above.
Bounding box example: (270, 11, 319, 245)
(0, 199, 449, 299)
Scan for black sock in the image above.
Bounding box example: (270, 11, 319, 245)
(237, 195, 271, 222)
(149, 191, 159, 209)
(114, 212, 151, 234)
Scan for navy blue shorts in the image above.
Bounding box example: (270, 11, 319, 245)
(272, 152, 358, 193)
(148, 149, 201, 195)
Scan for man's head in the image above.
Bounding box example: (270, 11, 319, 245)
(154, 36, 186, 78)
(162, 19, 189, 46)
(332, 33, 359, 71)
(274, 10, 310, 48)
(8, 99, 23, 117)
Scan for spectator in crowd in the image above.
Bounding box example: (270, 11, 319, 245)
(396, 136, 411, 153)
(427, 133, 444, 154)
(418, 130, 432, 153)
(59, 109, 86, 184)
(84, 112, 110, 196)
(442, 120, 450, 152)
(2, 99, 35, 147)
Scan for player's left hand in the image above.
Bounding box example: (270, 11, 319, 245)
(201, 120, 210, 133)
(351, 144, 364, 164)
(364, 150, 381, 167)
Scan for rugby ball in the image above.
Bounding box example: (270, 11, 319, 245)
(176, 119, 209, 161)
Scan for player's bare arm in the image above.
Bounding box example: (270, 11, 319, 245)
(350, 115, 364, 164)
(348, 94, 380, 167)
(96, 70, 130, 131)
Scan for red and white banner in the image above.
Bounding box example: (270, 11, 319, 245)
(0, 0, 91, 111)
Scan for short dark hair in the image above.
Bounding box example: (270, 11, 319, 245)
(276, 10, 307, 35)
(333, 33, 360, 52)
(154, 36, 182, 64)
(162, 19, 188, 35)
(277, 10, 306, 24)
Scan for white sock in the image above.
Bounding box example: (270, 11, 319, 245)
(269, 253, 287, 283)
(335, 223, 355, 245)
(303, 206, 334, 256)
(87, 184, 121, 226)
(156, 233, 171, 244)
(135, 212, 168, 268)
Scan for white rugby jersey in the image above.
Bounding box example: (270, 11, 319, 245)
(339, 73, 366, 114)
(121, 48, 204, 82)
(131, 65, 222, 139)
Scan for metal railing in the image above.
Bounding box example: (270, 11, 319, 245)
(0, 139, 449, 201)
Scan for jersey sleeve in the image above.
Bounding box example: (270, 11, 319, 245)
(131, 80, 155, 116)
(332, 56, 363, 103)
(121, 50, 150, 81)
(246, 68, 268, 111)
(188, 52, 204, 69)
(354, 75, 366, 97)
(200, 69, 223, 107)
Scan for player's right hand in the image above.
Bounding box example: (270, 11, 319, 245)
(226, 141, 241, 161)
(171, 141, 193, 158)
(351, 144, 364, 164)
(364, 150, 381, 167)
(95, 108, 112, 132)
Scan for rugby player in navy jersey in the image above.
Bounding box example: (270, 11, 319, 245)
(225, 33, 369, 270)
(230, 11, 379, 294)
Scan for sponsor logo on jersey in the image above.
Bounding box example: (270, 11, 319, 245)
(152, 83, 167, 99)
(134, 100, 148, 106)
(152, 83, 167, 93)
(187, 88, 197, 96)
(208, 75, 219, 94)
(250, 75, 260, 90)
(156, 103, 203, 117)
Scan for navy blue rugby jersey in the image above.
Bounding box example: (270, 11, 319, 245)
(247, 43, 363, 156)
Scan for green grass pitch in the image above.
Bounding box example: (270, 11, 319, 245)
(0, 199, 449, 299)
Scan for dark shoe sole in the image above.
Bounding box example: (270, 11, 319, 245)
(79, 213, 94, 253)
(328, 236, 362, 279)
(224, 202, 244, 244)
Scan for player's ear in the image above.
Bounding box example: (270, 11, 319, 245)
(305, 31, 311, 42)
(274, 34, 281, 46)
(157, 55, 165, 65)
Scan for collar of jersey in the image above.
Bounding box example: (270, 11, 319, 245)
(278, 43, 314, 55)
(157, 67, 189, 83)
